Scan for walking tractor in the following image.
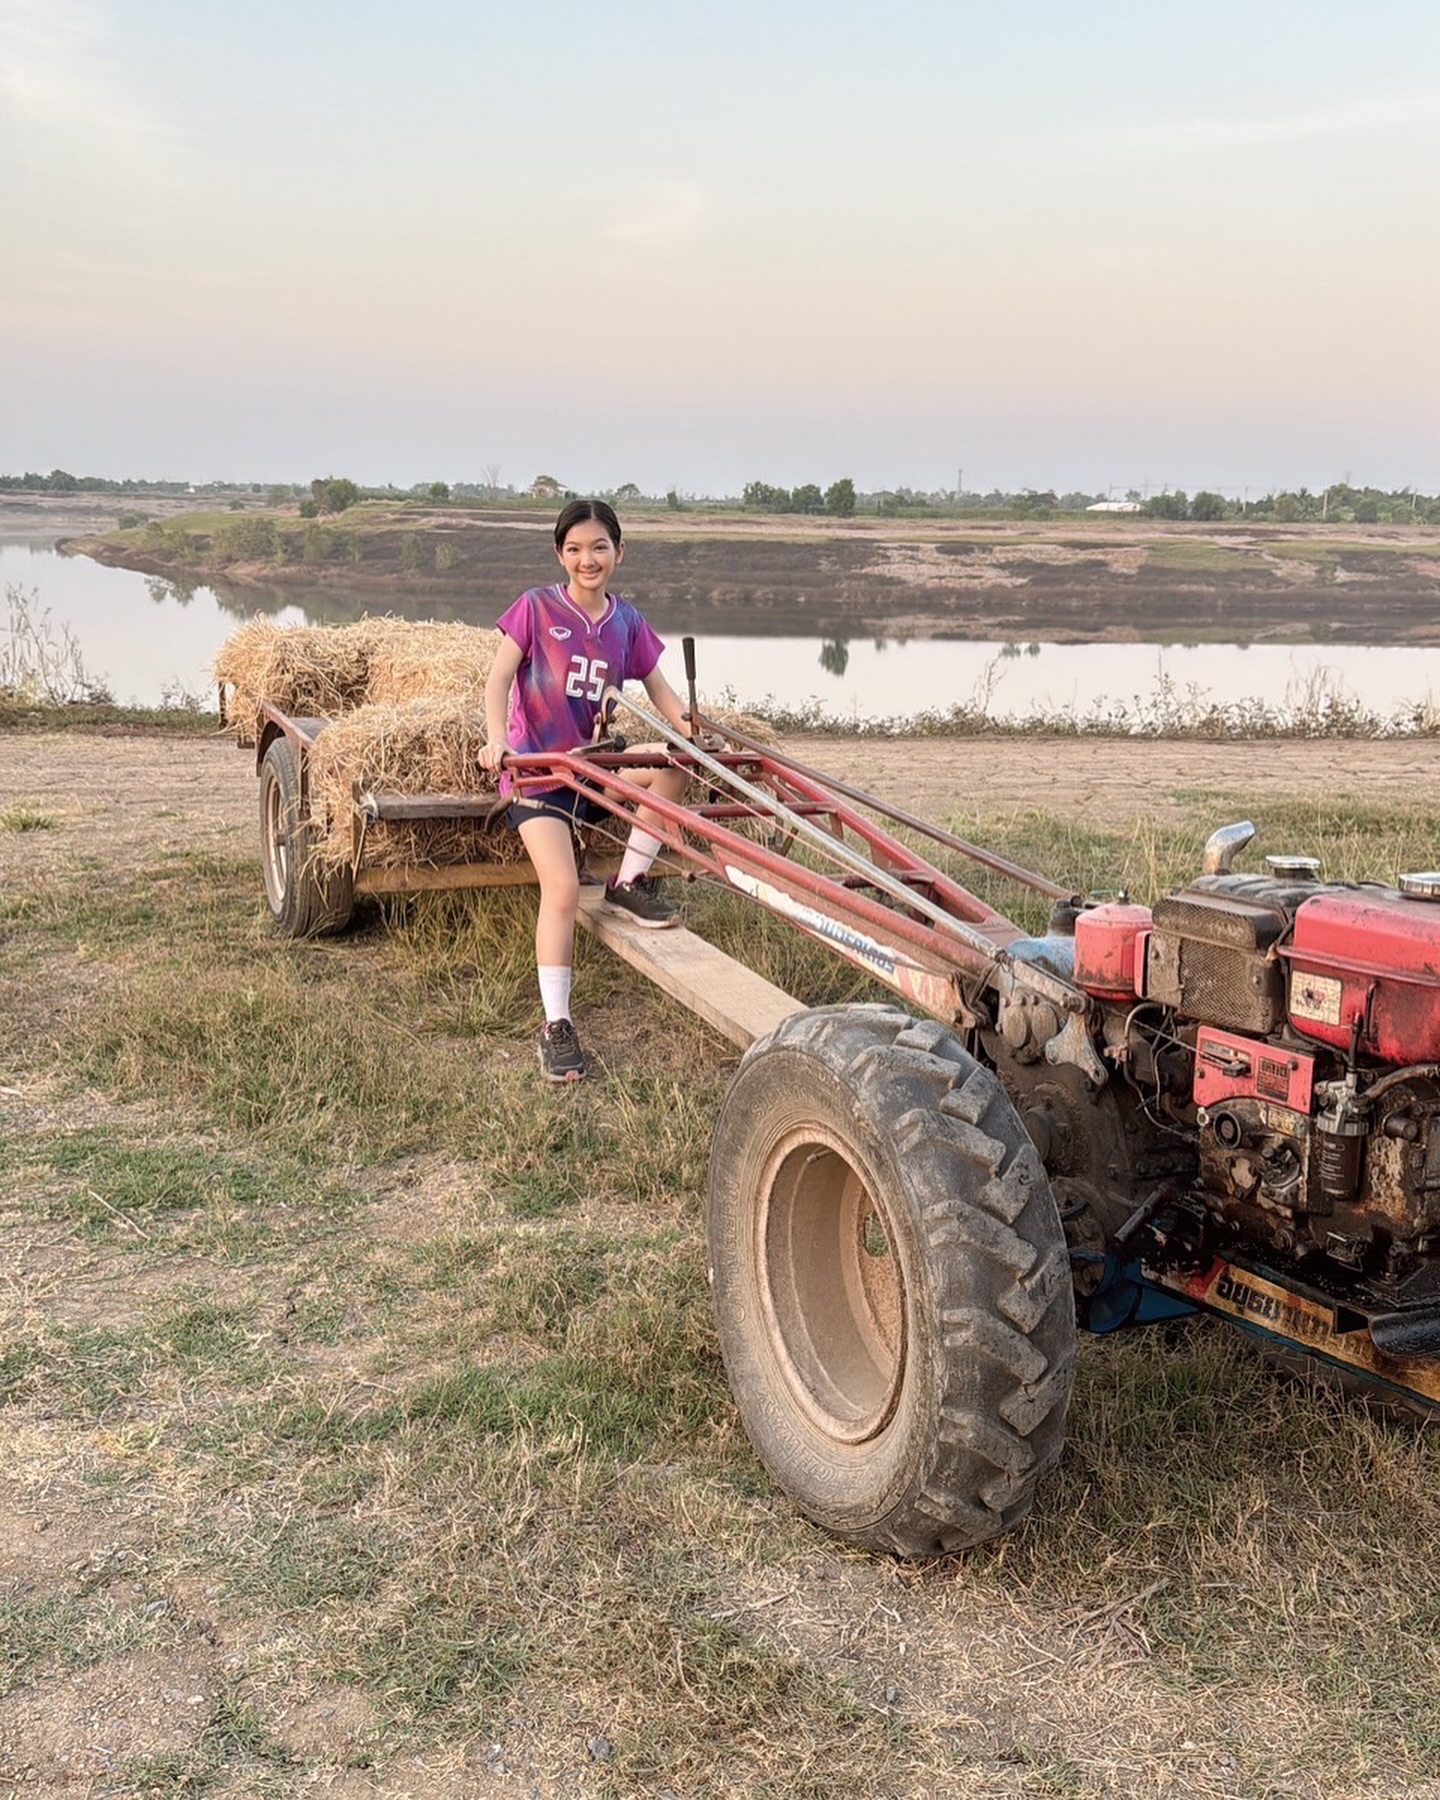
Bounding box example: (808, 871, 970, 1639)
(246, 641, 1440, 1557)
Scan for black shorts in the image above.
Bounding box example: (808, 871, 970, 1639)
(504, 787, 606, 834)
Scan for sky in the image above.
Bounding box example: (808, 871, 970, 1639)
(2, 0, 1438, 498)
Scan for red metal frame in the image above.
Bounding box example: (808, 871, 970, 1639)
(247, 697, 1080, 1032)
(501, 739, 1058, 1028)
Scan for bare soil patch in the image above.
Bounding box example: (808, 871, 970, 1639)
(3, 730, 1438, 888)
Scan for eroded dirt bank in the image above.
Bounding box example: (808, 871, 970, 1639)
(28, 493, 1440, 646)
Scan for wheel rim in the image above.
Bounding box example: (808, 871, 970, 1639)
(755, 1125, 907, 1445)
(261, 770, 290, 909)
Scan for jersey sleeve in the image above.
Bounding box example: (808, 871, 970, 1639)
(624, 610, 665, 682)
(495, 592, 535, 658)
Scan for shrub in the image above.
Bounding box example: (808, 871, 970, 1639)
(212, 517, 280, 564)
(303, 524, 337, 564)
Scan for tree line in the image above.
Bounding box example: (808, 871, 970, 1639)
(4, 468, 1437, 527)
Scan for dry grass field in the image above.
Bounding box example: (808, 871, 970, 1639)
(4, 726, 1440, 1799)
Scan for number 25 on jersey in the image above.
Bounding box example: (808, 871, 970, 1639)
(565, 656, 609, 702)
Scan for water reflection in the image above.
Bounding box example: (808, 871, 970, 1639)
(7, 541, 1440, 725)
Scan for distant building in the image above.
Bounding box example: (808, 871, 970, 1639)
(1086, 500, 1143, 513)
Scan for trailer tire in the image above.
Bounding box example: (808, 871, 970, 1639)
(708, 1003, 1075, 1556)
(259, 738, 354, 938)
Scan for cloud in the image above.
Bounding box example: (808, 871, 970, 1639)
(604, 180, 708, 245)
(0, 0, 180, 172)
(1099, 90, 1440, 155)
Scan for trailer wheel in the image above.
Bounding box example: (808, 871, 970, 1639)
(708, 1004, 1075, 1556)
(258, 738, 354, 938)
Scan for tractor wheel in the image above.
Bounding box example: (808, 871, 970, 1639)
(707, 1003, 1075, 1555)
(258, 737, 354, 938)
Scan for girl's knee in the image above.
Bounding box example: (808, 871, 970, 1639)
(539, 868, 580, 915)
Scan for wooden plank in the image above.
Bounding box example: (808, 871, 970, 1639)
(362, 792, 508, 823)
(576, 887, 804, 1050)
(355, 862, 538, 894)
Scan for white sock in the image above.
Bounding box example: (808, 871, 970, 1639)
(537, 965, 572, 1024)
(617, 829, 662, 887)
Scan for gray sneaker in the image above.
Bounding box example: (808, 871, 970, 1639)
(539, 1018, 586, 1082)
(604, 874, 679, 929)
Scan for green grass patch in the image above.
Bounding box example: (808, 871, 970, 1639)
(0, 699, 218, 733)
(1, 802, 57, 831)
(7, 1125, 366, 1248)
(976, 1324, 1440, 1763)
(219, 1515, 393, 1612)
(0, 1589, 167, 1699)
(934, 793, 1440, 936)
(1141, 540, 1268, 575)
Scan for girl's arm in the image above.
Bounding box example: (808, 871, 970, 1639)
(479, 634, 525, 771)
(640, 665, 692, 739)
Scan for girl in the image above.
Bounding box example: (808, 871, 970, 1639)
(479, 500, 691, 1083)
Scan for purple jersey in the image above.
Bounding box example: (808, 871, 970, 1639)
(495, 584, 665, 793)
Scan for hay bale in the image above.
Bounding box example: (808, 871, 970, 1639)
(697, 703, 780, 751)
(363, 621, 502, 706)
(214, 617, 502, 742)
(306, 699, 524, 869)
(214, 619, 375, 744)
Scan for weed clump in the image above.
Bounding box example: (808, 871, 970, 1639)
(1, 584, 112, 705)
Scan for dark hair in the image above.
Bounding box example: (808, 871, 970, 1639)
(553, 498, 622, 550)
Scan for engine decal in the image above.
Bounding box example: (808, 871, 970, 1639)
(1290, 970, 1344, 1027)
(1147, 1256, 1440, 1404)
(1261, 1104, 1307, 1139)
(1193, 1027, 1313, 1113)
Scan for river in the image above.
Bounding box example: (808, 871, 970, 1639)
(5, 539, 1440, 729)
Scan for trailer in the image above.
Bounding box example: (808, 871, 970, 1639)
(240, 653, 1440, 1558)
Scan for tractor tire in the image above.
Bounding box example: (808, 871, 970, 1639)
(707, 1003, 1076, 1556)
(258, 737, 354, 938)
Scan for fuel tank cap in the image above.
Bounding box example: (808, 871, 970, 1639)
(1398, 871, 1440, 900)
(1264, 855, 1321, 880)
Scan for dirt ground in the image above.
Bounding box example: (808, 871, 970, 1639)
(5, 728, 1440, 1800)
(4, 730, 1439, 881)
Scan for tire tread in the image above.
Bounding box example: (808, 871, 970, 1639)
(708, 1004, 1076, 1556)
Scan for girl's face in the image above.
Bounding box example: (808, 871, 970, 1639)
(557, 521, 623, 603)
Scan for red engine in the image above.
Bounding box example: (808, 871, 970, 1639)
(1073, 858, 1440, 1281)
(1285, 885, 1440, 1065)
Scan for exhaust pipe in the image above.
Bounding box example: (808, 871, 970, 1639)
(1202, 821, 1256, 876)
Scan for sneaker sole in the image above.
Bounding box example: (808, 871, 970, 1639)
(603, 903, 680, 930)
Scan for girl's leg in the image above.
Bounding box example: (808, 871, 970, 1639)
(614, 760, 689, 887)
(516, 812, 581, 975)
(515, 813, 587, 1080)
